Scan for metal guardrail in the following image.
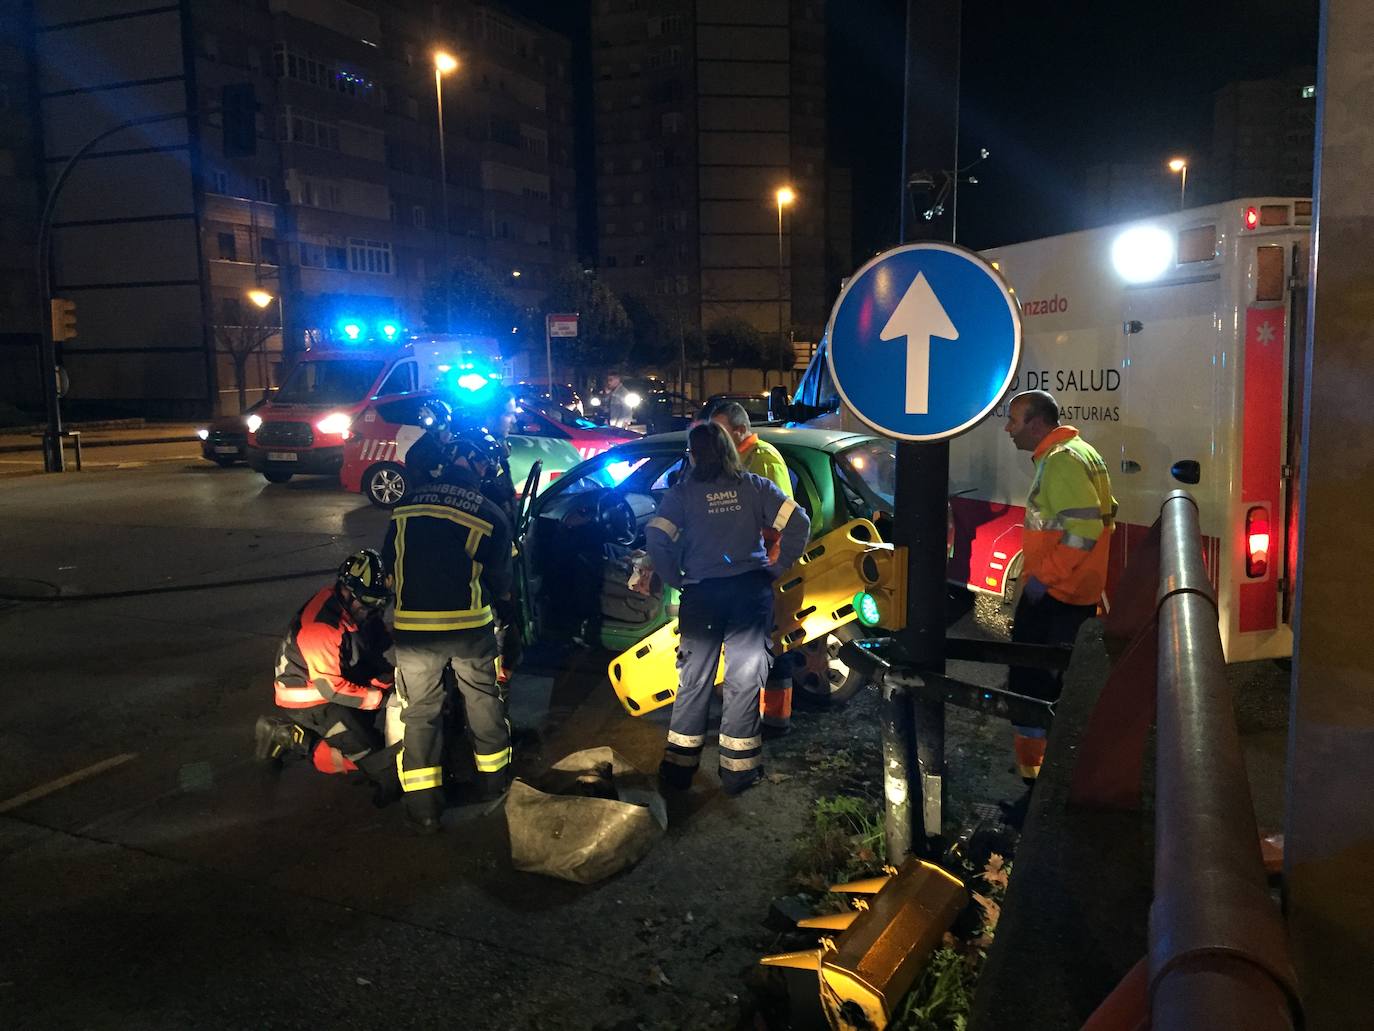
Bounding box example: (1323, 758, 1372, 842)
(1149, 491, 1300, 1029)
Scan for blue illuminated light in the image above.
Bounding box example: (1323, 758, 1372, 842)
(341, 321, 363, 341)
(457, 373, 489, 391)
(380, 322, 400, 340)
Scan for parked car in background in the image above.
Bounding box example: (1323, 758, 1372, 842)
(341, 392, 584, 508)
(513, 402, 641, 461)
(514, 380, 583, 416)
(196, 399, 267, 467)
(695, 392, 775, 426)
(515, 426, 897, 704)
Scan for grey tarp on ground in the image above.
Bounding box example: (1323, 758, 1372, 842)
(506, 746, 668, 884)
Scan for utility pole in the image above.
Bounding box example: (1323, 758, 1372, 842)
(886, 0, 962, 857)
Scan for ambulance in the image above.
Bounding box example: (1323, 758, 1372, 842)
(786, 198, 1311, 661)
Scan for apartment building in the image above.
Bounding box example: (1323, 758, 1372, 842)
(24, 0, 575, 418)
(591, 0, 832, 350)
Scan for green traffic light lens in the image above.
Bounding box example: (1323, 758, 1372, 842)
(853, 591, 881, 627)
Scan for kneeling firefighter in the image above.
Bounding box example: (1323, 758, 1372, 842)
(647, 421, 810, 795)
(382, 421, 515, 833)
(255, 550, 401, 801)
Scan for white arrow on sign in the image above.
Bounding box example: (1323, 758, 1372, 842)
(879, 271, 959, 414)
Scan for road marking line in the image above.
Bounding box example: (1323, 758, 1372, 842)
(0, 753, 138, 814)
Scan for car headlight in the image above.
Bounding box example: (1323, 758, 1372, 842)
(589, 396, 601, 407)
(316, 412, 352, 435)
(246, 414, 263, 433)
(196, 428, 209, 440)
(624, 392, 642, 409)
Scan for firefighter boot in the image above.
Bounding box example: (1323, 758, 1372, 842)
(254, 716, 309, 762)
(359, 745, 403, 809)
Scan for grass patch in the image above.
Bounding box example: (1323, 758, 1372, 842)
(789, 792, 887, 893)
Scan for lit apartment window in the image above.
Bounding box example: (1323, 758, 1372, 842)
(348, 239, 392, 274)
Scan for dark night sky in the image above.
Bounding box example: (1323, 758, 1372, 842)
(506, 0, 1320, 259)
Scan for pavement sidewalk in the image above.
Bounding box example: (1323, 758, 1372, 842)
(0, 422, 202, 453)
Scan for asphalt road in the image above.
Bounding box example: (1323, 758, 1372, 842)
(0, 458, 1289, 1029)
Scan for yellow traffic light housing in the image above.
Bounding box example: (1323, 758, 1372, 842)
(50, 298, 77, 342)
(852, 541, 908, 631)
(760, 858, 968, 1030)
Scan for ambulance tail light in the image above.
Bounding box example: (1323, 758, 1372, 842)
(1245, 506, 1270, 578)
(1243, 206, 1260, 231)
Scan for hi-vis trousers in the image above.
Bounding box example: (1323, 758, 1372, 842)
(660, 570, 773, 794)
(393, 626, 508, 820)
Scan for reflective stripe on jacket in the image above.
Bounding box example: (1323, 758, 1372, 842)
(381, 467, 513, 633)
(646, 471, 810, 588)
(1022, 426, 1117, 606)
(273, 586, 390, 710)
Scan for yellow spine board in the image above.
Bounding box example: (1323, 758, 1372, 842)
(607, 518, 882, 717)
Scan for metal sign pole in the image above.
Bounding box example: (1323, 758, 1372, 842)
(544, 314, 555, 396)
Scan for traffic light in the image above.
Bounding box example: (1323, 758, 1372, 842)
(759, 857, 967, 1029)
(50, 298, 77, 342)
(221, 83, 258, 157)
(852, 541, 908, 631)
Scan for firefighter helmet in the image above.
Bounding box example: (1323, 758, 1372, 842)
(337, 549, 390, 608)
(448, 420, 506, 472)
(417, 398, 453, 433)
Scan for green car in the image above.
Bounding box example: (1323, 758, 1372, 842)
(515, 427, 897, 703)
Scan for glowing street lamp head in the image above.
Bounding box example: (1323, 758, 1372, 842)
(434, 51, 459, 75)
(247, 289, 274, 309)
(775, 186, 796, 207)
(1167, 157, 1187, 173)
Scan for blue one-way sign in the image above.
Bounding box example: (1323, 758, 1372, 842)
(825, 242, 1021, 441)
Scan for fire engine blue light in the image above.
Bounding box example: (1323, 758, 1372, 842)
(380, 322, 399, 340)
(341, 321, 363, 341)
(853, 591, 882, 627)
(457, 372, 488, 391)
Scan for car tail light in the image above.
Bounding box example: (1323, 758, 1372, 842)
(1245, 506, 1270, 578)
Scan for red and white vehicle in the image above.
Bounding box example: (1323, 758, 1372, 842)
(245, 337, 497, 484)
(791, 198, 1310, 661)
(340, 393, 588, 509)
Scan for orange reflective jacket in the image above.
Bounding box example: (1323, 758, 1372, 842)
(1022, 426, 1117, 606)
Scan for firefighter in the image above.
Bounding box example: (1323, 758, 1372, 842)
(708, 400, 798, 737)
(254, 550, 401, 802)
(647, 421, 810, 795)
(404, 398, 455, 487)
(465, 389, 522, 684)
(1002, 389, 1117, 822)
(382, 425, 514, 834)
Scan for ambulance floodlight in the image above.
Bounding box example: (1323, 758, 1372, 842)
(1111, 225, 1173, 283)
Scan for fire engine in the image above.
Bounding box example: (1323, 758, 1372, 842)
(245, 330, 498, 484)
(786, 198, 1310, 661)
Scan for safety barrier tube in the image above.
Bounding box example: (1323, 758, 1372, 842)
(1149, 491, 1300, 1029)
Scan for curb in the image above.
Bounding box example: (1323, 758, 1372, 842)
(0, 435, 200, 455)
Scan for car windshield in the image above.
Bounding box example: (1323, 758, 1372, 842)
(834, 439, 896, 512)
(274, 360, 384, 405)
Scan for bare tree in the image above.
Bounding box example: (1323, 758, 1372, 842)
(214, 300, 277, 413)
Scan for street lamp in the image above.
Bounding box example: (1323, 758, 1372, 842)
(775, 187, 796, 386)
(1168, 157, 1188, 211)
(434, 50, 459, 331)
(247, 288, 273, 309)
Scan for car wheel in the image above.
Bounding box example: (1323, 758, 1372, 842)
(791, 622, 867, 706)
(366, 463, 408, 508)
(263, 470, 293, 484)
